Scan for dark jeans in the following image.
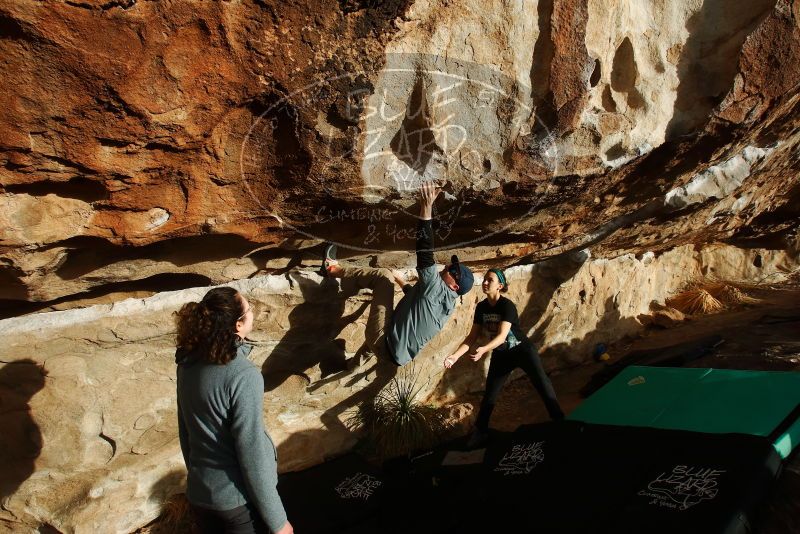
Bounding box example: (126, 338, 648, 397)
(191, 503, 267, 534)
(475, 342, 564, 431)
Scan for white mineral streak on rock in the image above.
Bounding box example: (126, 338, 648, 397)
(665, 145, 776, 209)
(605, 142, 653, 169)
(0, 274, 293, 335)
(145, 208, 170, 230)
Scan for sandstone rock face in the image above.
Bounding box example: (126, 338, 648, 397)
(1, 0, 799, 531)
(578, 0, 776, 167)
(1, 243, 798, 533)
(638, 302, 687, 329)
(1, 0, 798, 311)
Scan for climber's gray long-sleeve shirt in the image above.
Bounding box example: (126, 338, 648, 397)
(176, 343, 287, 533)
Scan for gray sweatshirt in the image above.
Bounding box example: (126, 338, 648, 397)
(176, 343, 287, 533)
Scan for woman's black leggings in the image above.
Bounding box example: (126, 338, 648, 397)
(191, 503, 267, 534)
(475, 342, 564, 431)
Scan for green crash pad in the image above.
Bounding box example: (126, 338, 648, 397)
(569, 366, 800, 458)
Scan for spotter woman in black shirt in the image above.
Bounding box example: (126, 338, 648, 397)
(444, 268, 564, 448)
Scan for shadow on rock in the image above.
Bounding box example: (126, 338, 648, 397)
(319, 357, 400, 437)
(262, 272, 368, 392)
(0, 359, 46, 500)
(522, 250, 589, 344)
(540, 296, 644, 369)
(136, 469, 193, 534)
(428, 352, 487, 401)
(276, 427, 335, 473)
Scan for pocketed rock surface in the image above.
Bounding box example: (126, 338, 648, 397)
(0, 0, 798, 307)
(1, 0, 800, 532)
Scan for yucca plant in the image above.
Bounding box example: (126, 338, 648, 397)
(346, 366, 448, 459)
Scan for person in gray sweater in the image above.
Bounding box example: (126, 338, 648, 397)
(175, 286, 292, 534)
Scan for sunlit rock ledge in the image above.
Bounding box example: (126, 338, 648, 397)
(1, 242, 797, 533)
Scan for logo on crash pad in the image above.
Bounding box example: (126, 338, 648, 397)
(494, 441, 545, 476)
(638, 465, 725, 510)
(335, 472, 383, 501)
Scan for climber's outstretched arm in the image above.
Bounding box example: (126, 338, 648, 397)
(416, 181, 441, 271)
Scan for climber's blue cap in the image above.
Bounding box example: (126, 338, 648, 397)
(448, 255, 474, 295)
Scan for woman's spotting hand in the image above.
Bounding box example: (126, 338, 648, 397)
(469, 346, 488, 362)
(275, 520, 294, 534)
(443, 353, 461, 369)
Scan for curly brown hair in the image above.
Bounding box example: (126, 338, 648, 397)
(174, 287, 245, 365)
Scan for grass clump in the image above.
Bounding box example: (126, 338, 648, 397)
(346, 366, 448, 459)
(135, 494, 193, 534)
(667, 287, 724, 315)
(667, 280, 760, 316)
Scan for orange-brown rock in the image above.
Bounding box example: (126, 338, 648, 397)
(0, 0, 798, 314)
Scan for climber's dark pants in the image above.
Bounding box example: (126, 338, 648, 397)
(475, 341, 564, 431)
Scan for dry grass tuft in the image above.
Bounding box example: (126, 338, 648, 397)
(135, 494, 193, 534)
(667, 288, 724, 315)
(706, 282, 761, 307)
(162, 494, 191, 526)
(667, 280, 761, 316)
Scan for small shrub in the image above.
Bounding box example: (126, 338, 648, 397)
(346, 366, 448, 459)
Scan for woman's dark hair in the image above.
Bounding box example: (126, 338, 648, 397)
(174, 287, 245, 365)
(487, 268, 509, 293)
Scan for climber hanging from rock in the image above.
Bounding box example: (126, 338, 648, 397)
(318, 181, 474, 366)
